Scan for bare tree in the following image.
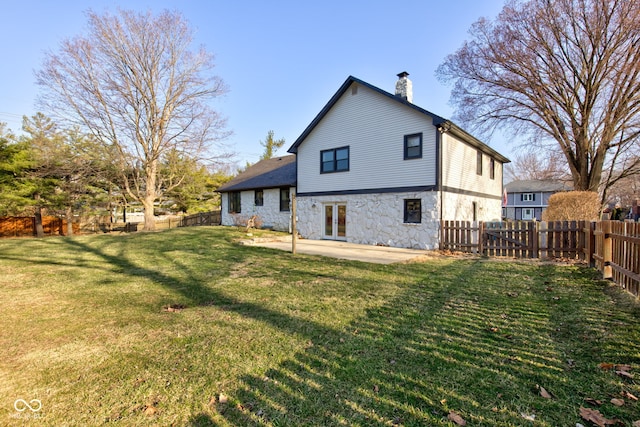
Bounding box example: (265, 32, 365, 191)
(505, 149, 570, 182)
(36, 9, 230, 230)
(438, 0, 640, 194)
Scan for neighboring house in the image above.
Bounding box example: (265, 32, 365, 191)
(285, 73, 509, 249)
(218, 155, 296, 231)
(503, 179, 572, 221)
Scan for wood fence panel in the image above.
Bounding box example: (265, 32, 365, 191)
(440, 220, 479, 253)
(608, 222, 640, 297)
(440, 219, 639, 297)
(482, 221, 534, 258)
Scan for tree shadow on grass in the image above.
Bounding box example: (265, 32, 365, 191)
(219, 261, 640, 426)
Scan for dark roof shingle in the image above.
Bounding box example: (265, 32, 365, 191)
(505, 179, 572, 193)
(217, 155, 296, 192)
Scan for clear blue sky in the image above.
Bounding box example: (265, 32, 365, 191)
(0, 0, 511, 167)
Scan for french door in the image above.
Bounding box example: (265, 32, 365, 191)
(323, 203, 346, 241)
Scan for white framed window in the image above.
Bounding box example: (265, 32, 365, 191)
(522, 193, 535, 202)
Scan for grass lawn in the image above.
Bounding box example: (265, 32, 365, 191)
(1, 227, 639, 426)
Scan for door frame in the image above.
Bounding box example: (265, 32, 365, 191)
(323, 202, 347, 241)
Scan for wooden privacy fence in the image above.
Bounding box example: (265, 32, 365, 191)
(84, 211, 222, 233)
(441, 220, 640, 297)
(2, 211, 222, 237)
(593, 221, 640, 297)
(0, 216, 78, 237)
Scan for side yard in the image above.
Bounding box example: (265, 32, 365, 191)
(1, 227, 639, 426)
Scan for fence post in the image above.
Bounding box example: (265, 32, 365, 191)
(478, 221, 485, 255)
(601, 221, 613, 279)
(531, 221, 539, 258)
(540, 221, 548, 258)
(584, 221, 595, 267)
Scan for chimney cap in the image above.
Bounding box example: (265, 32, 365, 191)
(397, 71, 410, 78)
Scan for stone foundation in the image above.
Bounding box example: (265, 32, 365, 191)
(296, 191, 440, 249)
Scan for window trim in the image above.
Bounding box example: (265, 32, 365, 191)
(228, 191, 241, 213)
(522, 193, 535, 202)
(279, 187, 290, 212)
(254, 189, 264, 206)
(489, 158, 495, 180)
(320, 146, 350, 174)
(403, 199, 422, 224)
(404, 133, 423, 160)
(476, 150, 483, 176)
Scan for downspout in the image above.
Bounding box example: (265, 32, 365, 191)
(437, 122, 449, 248)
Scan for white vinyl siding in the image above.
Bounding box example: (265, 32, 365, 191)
(296, 83, 437, 194)
(441, 132, 502, 196)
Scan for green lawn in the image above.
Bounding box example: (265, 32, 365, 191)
(1, 227, 639, 426)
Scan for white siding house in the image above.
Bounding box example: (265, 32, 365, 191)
(218, 156, 296, 231)
(287, 73, 509, 249)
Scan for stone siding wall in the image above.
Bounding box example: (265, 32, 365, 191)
(221, 188, 292, 232)
(296, 191, 440, 249)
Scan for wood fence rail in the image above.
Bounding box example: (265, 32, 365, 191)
(441, 220, 640, 297)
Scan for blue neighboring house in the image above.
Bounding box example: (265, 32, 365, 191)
(503, 179, 572, 221)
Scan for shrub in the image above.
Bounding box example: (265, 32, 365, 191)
(542, 191, 600, 221)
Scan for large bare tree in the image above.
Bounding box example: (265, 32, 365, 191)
(36, 9, 229, 230)
(438, 0, 640, 194)
(504, 149, 570, 183)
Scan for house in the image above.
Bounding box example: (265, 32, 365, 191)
(503, 179, 572, 221)
(218, 155, 296, 231)
(286, 73, 509, 249)
(218, 73, 510, 249)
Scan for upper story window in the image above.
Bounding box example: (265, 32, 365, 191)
(254, 189, 264, 206)
(280, 188, 290, 212)
(476, 150, 483, 175)
(228, 191, 241, 213)
(404, 133, 422, 159)
(522, 193, 535, 202)
(489, 158, 495, 180)
(321, 146, 349, 173)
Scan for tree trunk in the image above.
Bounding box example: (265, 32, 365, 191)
(34, 199, 44, 238)
(142, 162, 157, 231)
(65, 205, 74, 236)
(142, 197, 155, 231)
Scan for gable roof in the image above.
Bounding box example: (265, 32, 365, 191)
(505, 179, 572, 193)
(287, 75, 510, 164)
(217, 155, 296, 192)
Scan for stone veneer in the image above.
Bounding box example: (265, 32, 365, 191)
(221, 187, 292, 232)
(296, 191, 440, 249)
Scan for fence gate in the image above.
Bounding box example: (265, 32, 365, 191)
(482, 221, 537, 258)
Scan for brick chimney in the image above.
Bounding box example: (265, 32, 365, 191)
(395, 71, 413, 103)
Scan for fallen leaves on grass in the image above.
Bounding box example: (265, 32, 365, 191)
(598, 363, 631, 371)
(579, 407, 618, 426)
(520, 413, 535, 421)
(584, 397, 603, 406)
(536, 384, 552, 399)
(163, 304, 186, 312)
(610, 398, 624, 406)
(615, 370, 634, 379)
(622, 390, 638, 401)
(447, 410, 466, 426)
